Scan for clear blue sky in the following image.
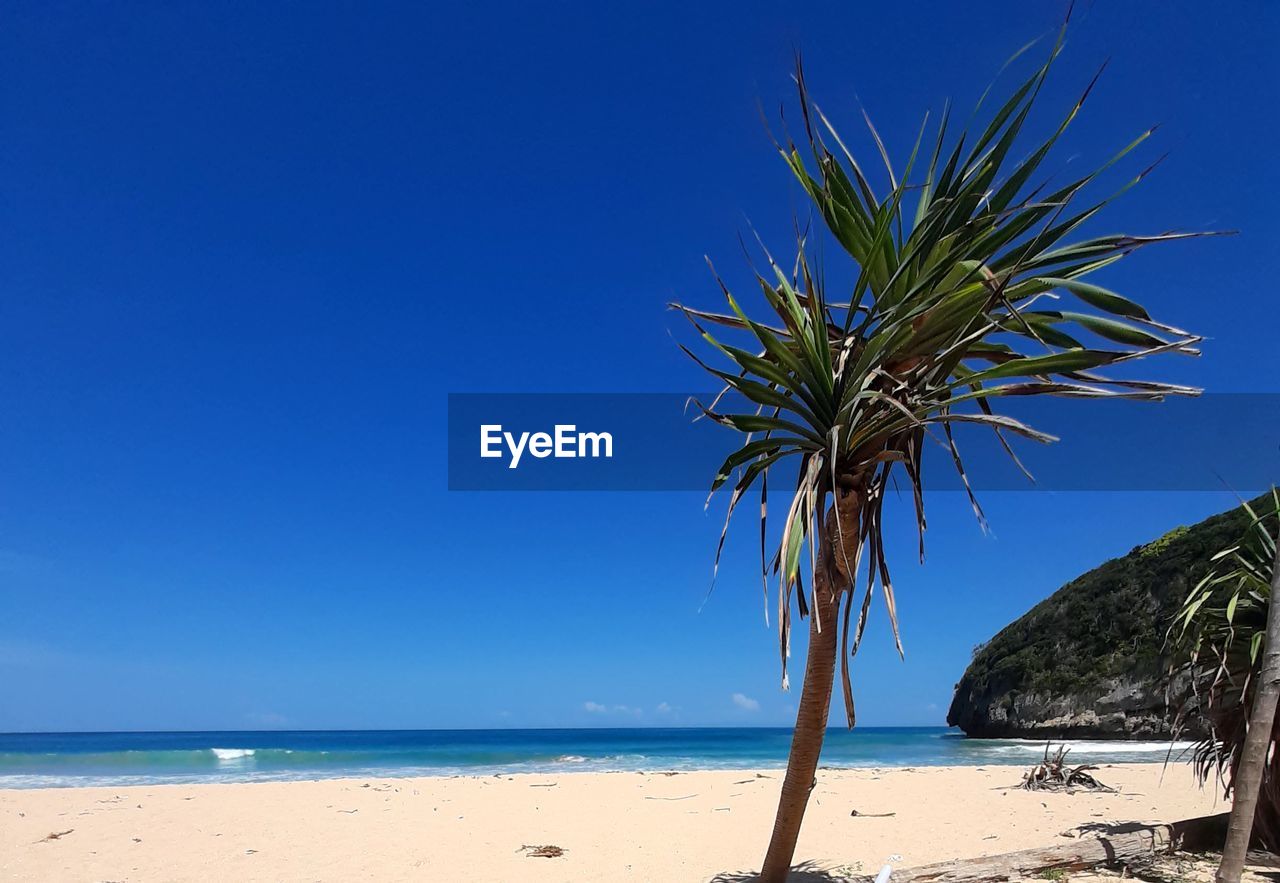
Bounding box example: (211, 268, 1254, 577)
(1, 2, 1275, 732)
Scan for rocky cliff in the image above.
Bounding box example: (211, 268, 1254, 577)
(947, 498, 1262, 739)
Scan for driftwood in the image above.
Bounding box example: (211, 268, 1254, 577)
(852, 814, 1227, 883)
(1021, 744, 1110, 792)
(518, 844, 565, 858)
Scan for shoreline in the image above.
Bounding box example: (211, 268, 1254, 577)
(0, 755, 1202, 791)
(0, 758, 1204, 791)
(0, 728, 1198, 791)
(1, 762, 1222, 882)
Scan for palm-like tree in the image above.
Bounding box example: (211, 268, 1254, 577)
(1172, 491, 1280, 883)
(673, 31, 1218, 882)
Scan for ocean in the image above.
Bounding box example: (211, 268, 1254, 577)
(0, 727, 1194, 789)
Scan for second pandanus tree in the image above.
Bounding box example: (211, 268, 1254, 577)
(673, 36, 1220, 883)
(1171, 491, 1280, 883)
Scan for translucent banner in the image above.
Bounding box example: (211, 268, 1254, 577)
(447, 393, 1279, 492)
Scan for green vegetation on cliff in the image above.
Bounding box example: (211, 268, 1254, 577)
(949, 497, 1267, 737)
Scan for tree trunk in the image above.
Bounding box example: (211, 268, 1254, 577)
(1217, 537, 1280, 883)
(873, 814, 1228, 883)
(759, 572, 840, 883)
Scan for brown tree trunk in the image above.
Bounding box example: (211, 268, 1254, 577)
(877, 814, 1228, 883)
(1217, 537, 1280, 883)
(758, 571, 839, 883)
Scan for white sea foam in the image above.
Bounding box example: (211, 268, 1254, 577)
(211, 748, 257, 761)
(556, 754, 587, 763)
(991, 740, 1194, 755)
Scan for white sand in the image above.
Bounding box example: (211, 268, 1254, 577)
(0, 763, 1221, 882)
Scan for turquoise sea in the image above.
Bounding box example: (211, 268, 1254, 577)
(0, 728, 1195, 789)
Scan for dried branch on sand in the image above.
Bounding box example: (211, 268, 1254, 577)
(518, 844, 566, 858)
(34, 829, 74, 844)
(1022, 745, 1112, 792)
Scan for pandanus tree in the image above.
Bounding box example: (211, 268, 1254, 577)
(1172, 491, 1280, 883)
(673, 31, 1218, 882)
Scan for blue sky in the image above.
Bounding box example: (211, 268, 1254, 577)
(0, 1, 1275, 732)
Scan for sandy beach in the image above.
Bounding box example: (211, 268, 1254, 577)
(0, 763, 1221, 882)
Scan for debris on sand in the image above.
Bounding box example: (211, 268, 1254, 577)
(36, 829, 74, 843)
(519, 844, 566, 858)
(1021, 745, 1112, 792)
